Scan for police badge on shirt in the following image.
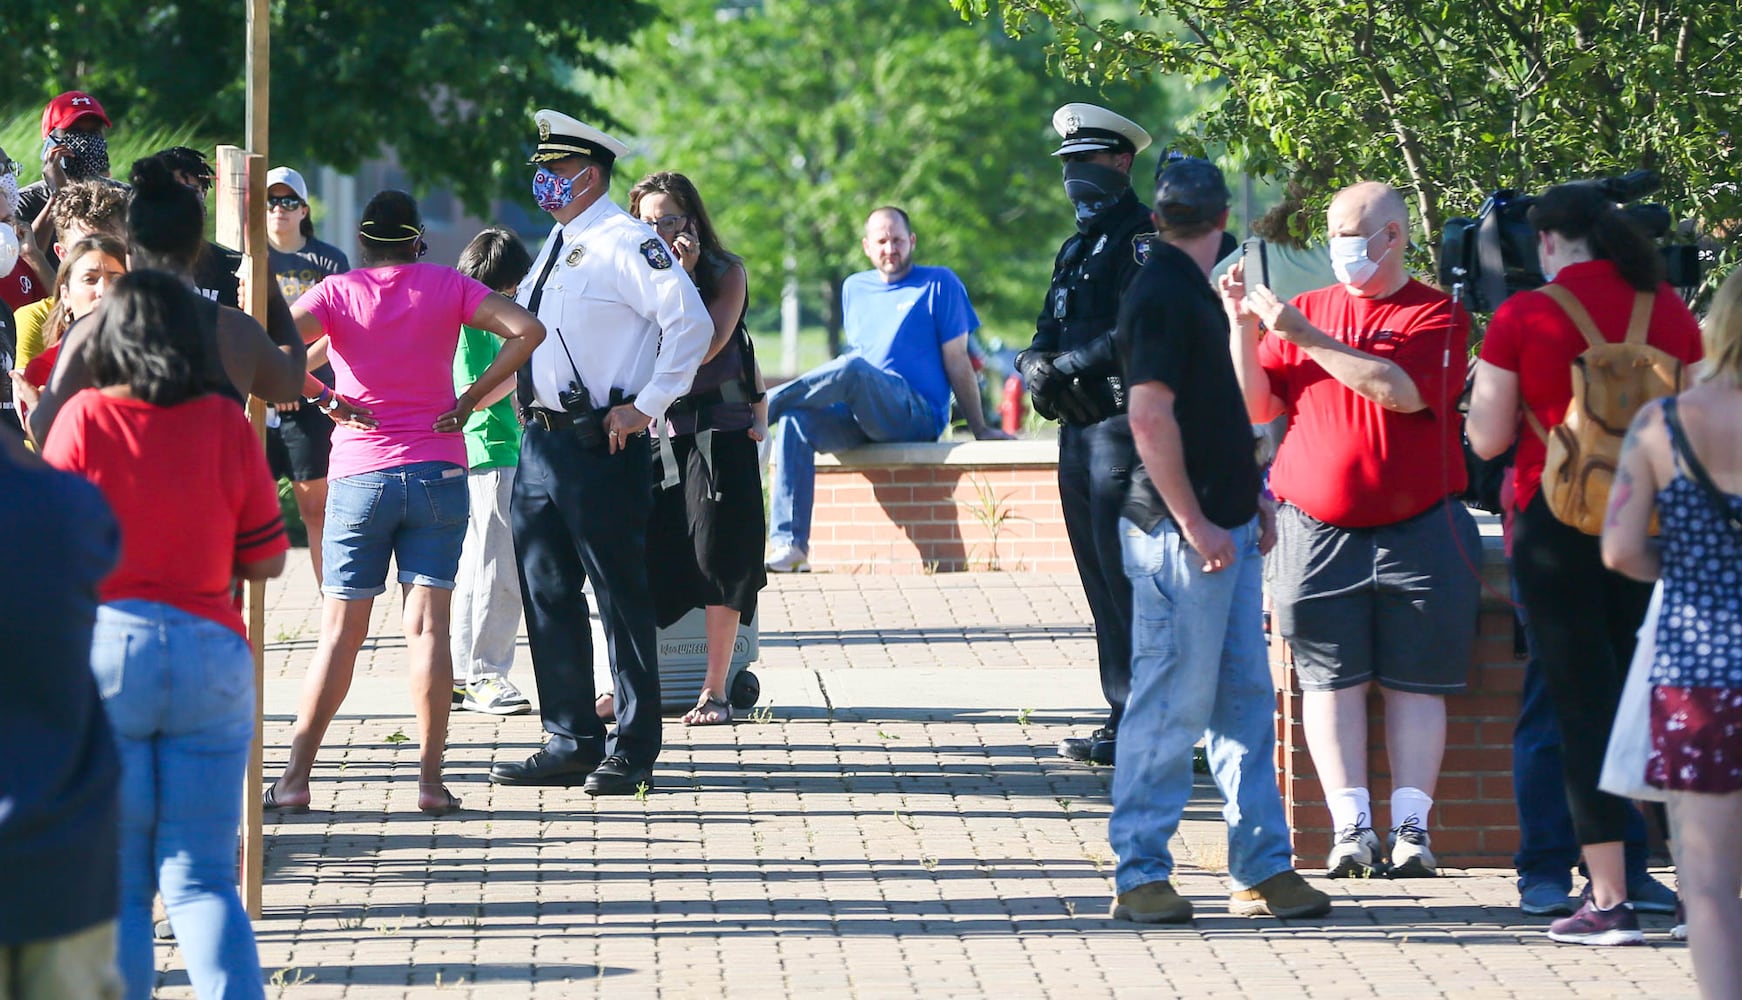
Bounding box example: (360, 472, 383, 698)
(1132, 232, 1158, 266)
(639, 239, 673, 270)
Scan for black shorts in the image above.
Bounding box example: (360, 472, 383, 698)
(647, 430, 767, 629)
(267, 402, 334, 483)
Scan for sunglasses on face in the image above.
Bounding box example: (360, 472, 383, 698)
(0, 157, 18, 178)
(267, 195, 305, 211)
(649, 214, 687, 234)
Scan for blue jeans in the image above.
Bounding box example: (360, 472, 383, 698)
(1509, 579, 1652, 891)
(322, 461, 469, 599)
(1110, 517, 1295, 893)
(91, 600, 264, 1000)
(767, 355, 937, 552)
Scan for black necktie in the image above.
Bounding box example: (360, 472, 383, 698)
(516, 233, 566, 411)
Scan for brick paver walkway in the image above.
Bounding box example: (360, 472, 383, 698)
(148, 570, 1696, 998)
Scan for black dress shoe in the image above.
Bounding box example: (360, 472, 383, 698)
(1059, 727, 1116, 765)
(583, 754, 654, 796)
(489, 747, 603, 786)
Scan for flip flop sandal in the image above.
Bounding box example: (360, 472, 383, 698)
(418, 786, 463, 817)
(262, 785, 309, 814)
(683, 696, 733, 727)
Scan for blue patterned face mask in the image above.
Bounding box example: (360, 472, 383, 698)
(533, 166, 588, 213)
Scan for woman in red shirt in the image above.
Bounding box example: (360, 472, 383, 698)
(43, 269, 287, 1000)
(1468, 182, 1703, 946)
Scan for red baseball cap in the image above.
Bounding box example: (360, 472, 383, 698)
(41, 91, 112, 138)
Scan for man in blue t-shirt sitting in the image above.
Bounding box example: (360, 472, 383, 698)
(765, 206, 1011, 571)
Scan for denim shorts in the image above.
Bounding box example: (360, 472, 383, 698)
(322, 461, 469, 599)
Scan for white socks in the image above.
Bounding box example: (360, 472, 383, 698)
(1327, 786, 1434, 833)
(1390, 786, 1434, 832)
(1327, 787, 1371, 832)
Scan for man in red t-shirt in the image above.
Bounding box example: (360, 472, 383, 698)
(1223, 181, 1481, 880)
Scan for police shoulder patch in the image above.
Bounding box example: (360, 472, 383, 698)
(639, 238, 673, 270)
(1132, 232, 1158, 266)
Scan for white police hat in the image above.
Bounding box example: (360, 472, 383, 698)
(528, 109, 629, 167)
(1051, 103, 1152, 158)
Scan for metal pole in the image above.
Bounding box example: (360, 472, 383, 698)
(241, 0, 271, 921)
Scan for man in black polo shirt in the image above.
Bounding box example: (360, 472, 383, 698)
(1104, 157, 1330, 925)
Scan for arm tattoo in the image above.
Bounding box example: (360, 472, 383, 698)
(1607, 466, 1634, 528)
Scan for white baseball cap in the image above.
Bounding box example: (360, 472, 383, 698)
(266, 166, 309, 202)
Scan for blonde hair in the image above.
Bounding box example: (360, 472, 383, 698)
(1699, 268, 1742, 386)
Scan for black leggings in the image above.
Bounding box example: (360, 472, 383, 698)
(1511, 493, 1654, 846)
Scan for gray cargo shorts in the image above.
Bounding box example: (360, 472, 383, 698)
(1269, 498, 1482, 694)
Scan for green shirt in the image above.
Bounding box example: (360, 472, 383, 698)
(452, 325, 521, 470)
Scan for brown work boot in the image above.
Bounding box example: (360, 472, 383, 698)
(1229, 870, 1332, 918)
(1110, 880, 1194, 924)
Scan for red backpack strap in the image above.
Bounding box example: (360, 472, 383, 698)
(1536, 284, 1606, 349)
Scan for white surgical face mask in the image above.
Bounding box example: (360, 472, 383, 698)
(0, 223, 19, 278)
(1329, 227, 1393, 290)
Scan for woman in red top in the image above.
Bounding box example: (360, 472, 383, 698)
(43, 270, 287, 1000)
(1468, 182, 1703, 946)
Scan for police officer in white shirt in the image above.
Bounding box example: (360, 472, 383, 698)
(489, 110, 712, 795)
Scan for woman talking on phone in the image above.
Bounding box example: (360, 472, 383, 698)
(628, 171, 766, 726)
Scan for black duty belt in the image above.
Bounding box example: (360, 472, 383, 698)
(524, 406, 579, 432)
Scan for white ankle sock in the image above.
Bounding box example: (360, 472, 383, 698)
(1391, 786, 1434, 832)
(1327, 787, 1371, 832)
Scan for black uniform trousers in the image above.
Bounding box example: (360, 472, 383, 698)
(1058, 414, 1136, 730)
(511, 422, 663, 765)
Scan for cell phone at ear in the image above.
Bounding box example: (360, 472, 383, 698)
(1242, 237, 1270, 289)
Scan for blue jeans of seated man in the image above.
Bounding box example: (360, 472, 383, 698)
(1509, 578, 1651, 892)
(1110, 516, 1295, 894)
(91, 600, 265, 1000)
(767, 354, 937, 553)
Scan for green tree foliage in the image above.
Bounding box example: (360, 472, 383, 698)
(619, 0, 1186, 346)
(957, 0, 1742, 282)
(1, 1, 654, 210)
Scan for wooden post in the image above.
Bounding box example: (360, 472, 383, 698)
(240, 0, 271, 921)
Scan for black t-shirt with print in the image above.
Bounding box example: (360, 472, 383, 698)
(1114, 238, 1261, 532)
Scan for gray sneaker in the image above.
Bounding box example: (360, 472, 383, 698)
(765, 545, 810, 573)
(460, 676, 532, 716)
(1388, 818, 1437, 878)
(1326, 820, 1384, 879)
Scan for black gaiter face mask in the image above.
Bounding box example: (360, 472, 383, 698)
(1062, 160, 1130, 229)
(52, 130, 110, 181)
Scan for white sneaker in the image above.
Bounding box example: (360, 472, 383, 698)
(460, 675, 531, 716)
(1389, 818, 1438, 877)
(1326, 819, 1383, 878)
(765, 544, 810, 573)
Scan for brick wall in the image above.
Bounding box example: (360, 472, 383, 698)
(805, 441, 1074, 574)
(1270, 522, 1524, 868)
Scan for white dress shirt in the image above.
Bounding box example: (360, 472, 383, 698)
(517, 196, 711, 419)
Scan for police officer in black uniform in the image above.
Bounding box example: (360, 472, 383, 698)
(1016, 104, 1155, 766)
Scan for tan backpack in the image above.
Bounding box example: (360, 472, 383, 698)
(1524, 284, 1684, 535)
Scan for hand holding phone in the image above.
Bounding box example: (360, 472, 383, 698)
(1241, 236, 1270, 290)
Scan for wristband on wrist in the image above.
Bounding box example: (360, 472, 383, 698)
(304, 385, 332, 406)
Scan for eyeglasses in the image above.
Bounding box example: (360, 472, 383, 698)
(267, 195, 306, 211)
(0, 157, 18, 178)
(648, 214, 686, 234)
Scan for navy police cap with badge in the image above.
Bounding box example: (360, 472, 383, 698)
(528, 109, 629, 167)
(1051, 103, 1153, 158)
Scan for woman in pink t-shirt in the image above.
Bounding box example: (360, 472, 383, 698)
(265, 191, 544, 816)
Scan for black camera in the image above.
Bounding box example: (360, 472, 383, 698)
(1438, 170, 1704, 312)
